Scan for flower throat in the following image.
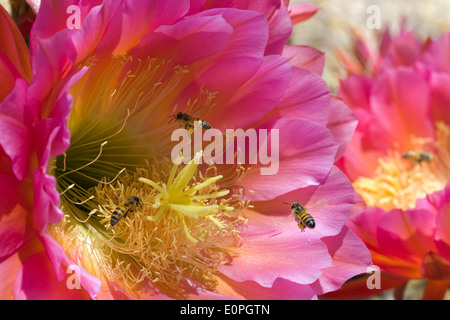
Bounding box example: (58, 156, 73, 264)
(352, 122, 450, 211)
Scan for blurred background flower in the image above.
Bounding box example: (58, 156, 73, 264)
(290, 0, 450, 88)
(320, 17, 450, 300)
(0, 0, 371, 299)
(287, 0, 450, 300)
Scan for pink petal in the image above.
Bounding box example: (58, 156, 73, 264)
(29, 0, 75, 45)
(0, 79, 32, 180)
(261, 0, 292, 55)
(429, 72, 450, 126)
(39, 232, 101, 299)
(250, 166, 357, 237)
(32, 68, 88, 167)
(338, 74, 373, 113)
(283, 45, 325, 75)
(67, 1, 123, 64)
(207, 56, 291, 130)
(219, 225, 331, 287)
(422, 33, 450, 73)
(13, 251, 91, 299)
(370, 68, 434, 152)
(71, 0, 181, 59)
(32, 169, 63, 230)
(0, 53, 18, 101)
(193, 56, 263, 99)
(0, 249, 22, 299)
(348, 208, 431, 278)
(275, 66, 331, 126)
(238, 118, 338, 201)
(327, 97, 358, 162)
(195, 8, 269, 59)
(97, 0, 191, 55)
(288, 3, 319, 25)
(131, 14, 233, 65)
(132, 7, 270, 65)
(340, 130, 383, 181)
(218, 276, 317, 300)
(347, 206, 385, 252)
(427, 183, 450, 261)
(140, 0, 191, 32)
(33, 118, 65, 169)
(0, 173, 30, 260)
(376, 207, 437, 275)
(207, 0, 293, 55)
(31, 0, 188, 59)
(312, 226, 372, 295)
(380, 28, 423, 69)
(187, 0, 208, 15)
(28, 31, 73, 118)
(0, 4, 31, 86)
(301, 167, 357, 236)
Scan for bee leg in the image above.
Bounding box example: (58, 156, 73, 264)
(298, 222, 306, 232)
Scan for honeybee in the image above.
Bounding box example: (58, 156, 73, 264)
(110, 196, 143, 226)
(168, 112, 211, 134)
(284, 201, 316, 231)
(401, 151, 433, 164)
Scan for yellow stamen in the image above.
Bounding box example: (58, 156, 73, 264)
(139, 151, 231, 243)
(177, 212, 198, 244)
(52, 156, 246, 296)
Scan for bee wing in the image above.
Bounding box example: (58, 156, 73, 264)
(193, 119, 203, 128)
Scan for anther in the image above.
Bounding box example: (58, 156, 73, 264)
(60, 183, 75, 195)
(68, 195, 95, 205)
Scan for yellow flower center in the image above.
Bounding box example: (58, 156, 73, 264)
(91, 155, 244, 297)
(138, 151, 235, 243)
(353, 122, 450, 211)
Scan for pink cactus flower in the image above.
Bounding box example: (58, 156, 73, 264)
(333, 27, 450, 299)
(0, 0, 370, 300)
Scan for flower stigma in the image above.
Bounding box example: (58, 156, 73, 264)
(139, 151, 235, 244)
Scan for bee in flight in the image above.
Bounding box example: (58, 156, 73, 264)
(110, 195, 143, 227)
(168, 112, 211, 134)
(401, 150, 433, 164)
(284, 201, 315, 231)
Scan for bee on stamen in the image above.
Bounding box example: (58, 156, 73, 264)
(401, 151, 433, 164)
(110, 195, 143, 226)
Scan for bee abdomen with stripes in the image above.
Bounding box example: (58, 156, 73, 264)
(110, 195, 143, 227)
